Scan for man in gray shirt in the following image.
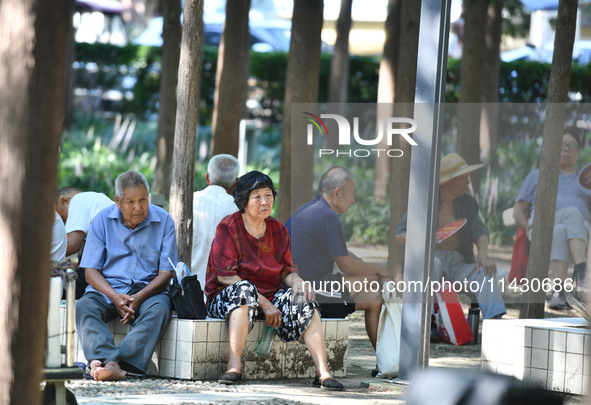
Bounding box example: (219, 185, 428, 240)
(513, 134, 591, 309)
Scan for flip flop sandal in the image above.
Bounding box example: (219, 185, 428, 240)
(319, 377, 344, 391)
(218, 371, 242, 385)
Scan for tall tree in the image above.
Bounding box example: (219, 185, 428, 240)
(456, 0, 488, 200)
(0, 0, 68, 403)
(520, 0, 578, 319)
(324, 0, 352, 151)
(480, 0, 504, 165)
(210, 0, 251, 157)
(152, 0, 182, 198)
(277, 0, 324, 222)
(64, 0, 76, 129)
(373, 0, 401, 202)
(387, 0, 421, 281)
(327, 0, 353, 105)
(146, 0, 165, 21)
(170, 0, 204, 264)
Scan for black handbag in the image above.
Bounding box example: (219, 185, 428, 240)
(169, 275, 207, 319)
(316, 289, 356, 319)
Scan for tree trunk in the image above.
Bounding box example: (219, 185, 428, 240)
(0, 0, 67, 403)
(457, 0, 488, 200)
(63, 0, 76, 129)
(152, 0, 182, 198)
(324, 0, 352, 150)
(479, 0, 504, 165)
(373, 0, 401, 202)
(170, 0, 203, 264)
(387, 0, 421, 282)
(210, 0, 251, 157)
(146, 0, 165, 20)
(328, 0, 352, 105)
(277, 0, 324, 222)
(520, 0, 578, 319)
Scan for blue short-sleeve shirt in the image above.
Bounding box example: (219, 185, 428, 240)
(80, 203, 178, 303)
(286, 195, 348, 281)
(516, 168, 591, 222)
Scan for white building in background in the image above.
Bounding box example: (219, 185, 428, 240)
(504, 0, 591, 63)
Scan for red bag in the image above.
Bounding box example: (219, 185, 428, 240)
(508, 228, 528, 283)
(435, 288, 474, 346)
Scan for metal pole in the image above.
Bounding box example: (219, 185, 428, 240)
(66, 268, 76, 367)
(398, 0, 451, 381)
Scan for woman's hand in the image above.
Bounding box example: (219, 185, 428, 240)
(292, 277, 315, 301)
(260, 301, 282, 329)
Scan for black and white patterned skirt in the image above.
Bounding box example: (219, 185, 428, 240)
(207, 280, 319, 342)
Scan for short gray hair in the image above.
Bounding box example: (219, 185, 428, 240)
(318, 166, 353, 195)
(207, 154, 240, 189)
(115, 170, 149, 199)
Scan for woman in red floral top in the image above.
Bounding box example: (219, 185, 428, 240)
(205, 171, 343, 390)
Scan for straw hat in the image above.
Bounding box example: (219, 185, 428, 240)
(439, 153, 484, 185)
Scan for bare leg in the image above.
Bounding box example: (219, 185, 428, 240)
(568, 238, 587, 265)
(94, 361, 125, 381)
(344, 274, 382, 350)
(302, 311, 332, 379)
(550, 259, 569, 282)
(354, 300, 381, 350)
(226, 305, 249, 373)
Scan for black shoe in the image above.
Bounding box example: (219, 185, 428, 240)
(218, 371, 242, 385)
(371, 364, 379, 377)
(319, 377, 344, 391)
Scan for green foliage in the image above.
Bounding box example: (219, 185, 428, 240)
(76, 42, 591, 124)
(342, 198, 390, 245)
(59, 129, 155, 196)
(59, 113, 209, 197)
(502, 0, 531, 39)
(479, 137, 542, 245)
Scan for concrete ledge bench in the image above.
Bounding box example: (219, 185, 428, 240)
(481, 317, 590, 395)
(60, 304, 349, 380)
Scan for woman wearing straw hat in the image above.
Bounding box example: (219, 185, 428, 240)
(395, 153, 506, 322)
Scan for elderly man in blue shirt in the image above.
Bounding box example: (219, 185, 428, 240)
(75, 170, 177, 381)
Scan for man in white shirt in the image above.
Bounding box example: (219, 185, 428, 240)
(192, 154, 240, 290)
(56, 187, 114, 297)
(51, 210, 67, 262)
(56, 188, 114, 257)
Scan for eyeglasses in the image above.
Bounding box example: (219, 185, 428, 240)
(562, 143, 578, 151)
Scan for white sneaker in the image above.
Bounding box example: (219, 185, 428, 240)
(547, 292, 567, 310)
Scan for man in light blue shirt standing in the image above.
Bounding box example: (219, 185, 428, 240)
(76, 170, 177, 381)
